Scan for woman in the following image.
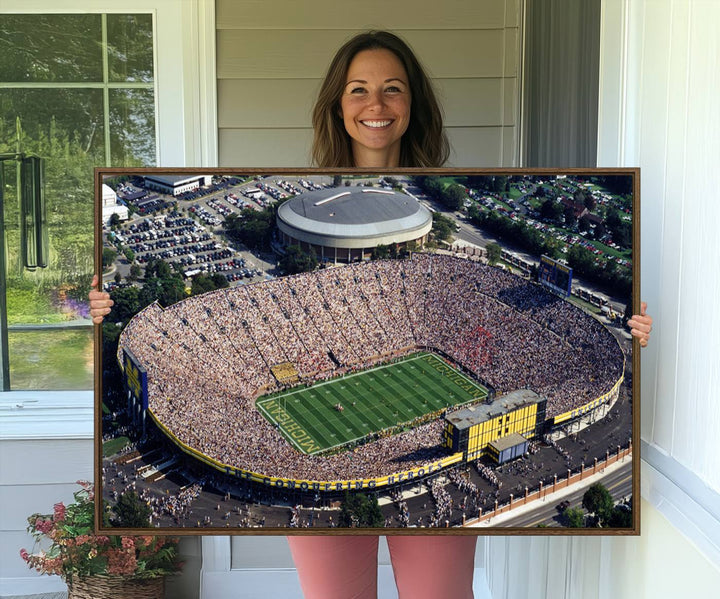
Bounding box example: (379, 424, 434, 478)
(90, 30, 653, 599)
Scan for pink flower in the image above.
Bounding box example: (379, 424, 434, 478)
(121, 537, 135, 550)
(107, 548, 137, 576)
(43, 557, 64, 576)
(34, 518, 54, 535)
(53, 503, 66, 522)
(19, 548, 29, 562)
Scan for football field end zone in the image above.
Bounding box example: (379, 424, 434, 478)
(256, 351, 489, 456)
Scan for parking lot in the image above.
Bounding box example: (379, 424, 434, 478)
(104, 174, 336, 289)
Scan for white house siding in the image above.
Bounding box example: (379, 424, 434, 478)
(215, 0, 522, 167)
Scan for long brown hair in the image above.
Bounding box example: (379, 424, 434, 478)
(311, 31, 449, 168)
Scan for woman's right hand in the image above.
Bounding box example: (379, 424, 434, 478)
(89, 274, 113, 324)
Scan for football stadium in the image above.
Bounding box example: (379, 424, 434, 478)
(118, 253, 625, 493)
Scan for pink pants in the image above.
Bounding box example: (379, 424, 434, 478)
(287, 535, 477, 599)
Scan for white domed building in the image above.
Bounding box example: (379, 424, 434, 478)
(276, 187, 433, 263)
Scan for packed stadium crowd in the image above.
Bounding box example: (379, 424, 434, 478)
(118, 253, 624, 483)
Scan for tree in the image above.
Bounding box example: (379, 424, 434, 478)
(189, 272, 229, 296)
(112, 490, 152, 528)
(606, 505, 633, 528)
(123, 247, 135, 263)
(431, 212, 454, 242)
(138, 269, 186, 309)
(333, 174, 343, 187)
(339, 492, 384, 528)
(582, 483, 615, 525)
(128, 263, 142, 282)
(383, 176, 399, 188)
(492, 176, 509, 193)
(593, 221, 606, 240)
(540, 199, 562, 223)
(404, 240, 418, 253)
(563, 205, 577, 228)
(584, 194, 596, 212)
(114, 271, 122, 284)
(108, 285, 141, 323)
(442, 183, 466, 210)
(485, 242, 502, 265)
(190, 273, 217, 296)
(371, 244, 391, 260)
(211, 273, 229, 289)
(102, 247, 117, 270)
(109, 213, 121, 229)
(567, 244, 595, 277)
(279, 245, 318, 275)
(578, 215, 592, 233)
(563, 507, 586, 528)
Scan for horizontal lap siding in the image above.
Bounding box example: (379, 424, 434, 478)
(216, 0, 521, 167)
(0, 439, 93, 580)
(216, 0, 515, 30)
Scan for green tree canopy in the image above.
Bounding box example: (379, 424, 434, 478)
(279, 245, 318, 275)
(431, 212, 455, 242)
(582, 483, 615, 524)
(112, 490, 152, 528)
(485, 242, 502, 265)
(540, 199, 563, 223)
(339, 492, 384, 528)
(442, 183, 467, 210)
(190, 272, 229, 296)
(102, 248, 117, 270)
(225, 209, 274, 250)
(606, 505, 633, 528)
(563, 506, 586, 528)
(371, 244, 391, 260)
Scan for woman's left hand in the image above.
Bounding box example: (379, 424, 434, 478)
(627, 301, 653, 348)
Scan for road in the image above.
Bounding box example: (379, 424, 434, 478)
(485, 460, 633, 528)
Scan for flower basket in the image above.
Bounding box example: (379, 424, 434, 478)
(67, 574, 165, 599)
(20, 481, 182, 595)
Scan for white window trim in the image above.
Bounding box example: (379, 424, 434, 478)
(0, 0, 217, 168)
(641, 443, 720, 566)
(0, 391, 93, 440)
(0, 0, 217, 432)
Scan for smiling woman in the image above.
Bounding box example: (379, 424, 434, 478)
(340, 48, 412, 167)
(311, 30, 449, 168)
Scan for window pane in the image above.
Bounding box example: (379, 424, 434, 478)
(1, 90, 97, 390)
(8, 329, 94, 390)
(1, 12, 156, 390)
(0, 14, 102, 82)
(109, 88, 156, 166)
(0, 89, 106, 164)
(107, 14, 154, 83)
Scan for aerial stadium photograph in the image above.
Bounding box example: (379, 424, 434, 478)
(95, 168, 639, 534)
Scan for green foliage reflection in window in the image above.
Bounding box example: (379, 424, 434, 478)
(0, 13, 156, 390)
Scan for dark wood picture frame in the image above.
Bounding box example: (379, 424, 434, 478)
(95, 167, 640, 536)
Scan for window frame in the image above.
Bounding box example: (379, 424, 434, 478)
(0, 0, 217, 429)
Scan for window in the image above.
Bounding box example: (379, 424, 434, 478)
(0, 13, 156, 390)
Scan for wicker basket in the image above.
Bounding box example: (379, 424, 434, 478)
(67, 575, 165, 599)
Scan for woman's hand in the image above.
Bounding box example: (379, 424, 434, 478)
(89, 274, 113, 324)
(627, 301, 652, 348)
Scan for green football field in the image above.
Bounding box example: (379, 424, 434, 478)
(255, 351, 489, 455)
